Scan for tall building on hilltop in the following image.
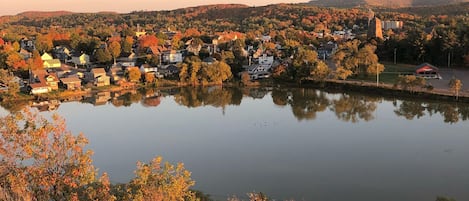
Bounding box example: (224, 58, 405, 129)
(367, 16, 383, 39)
(382, 20, 404, 30)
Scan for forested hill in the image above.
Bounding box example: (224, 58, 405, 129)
(308, 0, 469, 8)
(0, 4, 371, 32)
(17, 11, 75, 18)
(0, 2, 468, 32)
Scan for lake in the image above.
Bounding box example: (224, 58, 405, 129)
(2, 86, 469, 201)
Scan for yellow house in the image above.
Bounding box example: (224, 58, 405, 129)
(41, 53, 62, 68)
(43, 59, 62, 68)
(41, 53, 54, 61)
(136, 31, 147, 38)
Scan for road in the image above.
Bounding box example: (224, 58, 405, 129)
(426, 68, 469, 93)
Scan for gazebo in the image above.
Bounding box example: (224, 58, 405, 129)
(415, 63, 440, 79)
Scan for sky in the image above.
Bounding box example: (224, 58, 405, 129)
(0, 0, 307, 16)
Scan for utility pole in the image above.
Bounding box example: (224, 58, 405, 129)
(448, 51, 451, 68)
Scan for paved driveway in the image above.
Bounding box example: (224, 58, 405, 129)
(426, 68, 469, 93)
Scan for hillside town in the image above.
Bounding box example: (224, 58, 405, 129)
(0, 8, 415, 97)
(2, 1, 469, 201)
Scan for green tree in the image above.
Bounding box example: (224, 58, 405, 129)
(95, 48, 112, 64)
(405, 28, 427, 63)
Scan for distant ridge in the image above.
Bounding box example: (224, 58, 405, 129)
(171, 4, 249, 12)
(308, 0, 469, 7)
(17, 11, 75, 18)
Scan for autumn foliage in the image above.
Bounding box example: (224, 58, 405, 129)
(0, 109, 196, 201)
(138, 35, 159, 50)
(0, 109, 96, 200)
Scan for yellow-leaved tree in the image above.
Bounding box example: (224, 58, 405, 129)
(119, 156, 196, 201)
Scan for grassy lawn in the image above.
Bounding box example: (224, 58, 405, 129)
(351, 62, 417, 84)
(381, 62, 416, 73)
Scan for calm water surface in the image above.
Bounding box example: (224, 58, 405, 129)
(4, 87, 469, 201)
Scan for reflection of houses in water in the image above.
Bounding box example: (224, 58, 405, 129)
(93, 92, 111, 106)
(112, 89, 137, 99)
(142, 89, 161, 107)
(142, 96, 161, 107)
(110, 90, 142, 107)
(82, 91, 111, 106)
(30, 100, 61, 112)
(60, 95, 83, 103)
(247, 88, 269, 99)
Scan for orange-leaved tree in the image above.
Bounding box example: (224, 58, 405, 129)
(0, 109, 197, 201)
(0, 109, 97, 200)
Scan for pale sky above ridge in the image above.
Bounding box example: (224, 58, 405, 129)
(0, 0, 307, 16)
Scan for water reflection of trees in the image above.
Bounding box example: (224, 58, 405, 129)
(331, 94, 378, 123)
(3, 86, 469, 124)
(394, 100, 469, 124)
(288, 88, 329, 121)
(173, 87, 242, 109)
(272, 88, 377, 122)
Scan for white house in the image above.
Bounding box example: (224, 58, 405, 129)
(162, 50, 183, 64)
(258, 54, 274, 66)
(140, 64, 158, 74)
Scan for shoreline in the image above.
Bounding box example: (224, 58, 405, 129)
(1, 78, 468, 107)
(299, 79, 469, 103)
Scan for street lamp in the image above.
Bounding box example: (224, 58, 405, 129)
(376, 64, 379, 87)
